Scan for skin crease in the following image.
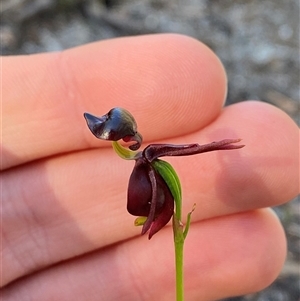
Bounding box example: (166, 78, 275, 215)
(2, 34, 299, 300)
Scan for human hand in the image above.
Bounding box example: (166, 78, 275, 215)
(2, 34, 299, 301)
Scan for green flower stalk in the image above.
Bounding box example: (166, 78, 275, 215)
(84, 107, 244, 301)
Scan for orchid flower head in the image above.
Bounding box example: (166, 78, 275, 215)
(84, 107, 244, 239)
(84, 107, 142, 150)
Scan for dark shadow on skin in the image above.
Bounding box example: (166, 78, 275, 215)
(211, 127, 281, 212)
(206, 128, 290, 300)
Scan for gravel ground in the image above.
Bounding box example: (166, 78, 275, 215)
(1, 0, 299, 300)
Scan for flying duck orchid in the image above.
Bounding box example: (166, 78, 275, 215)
(84, 107, 244, 239)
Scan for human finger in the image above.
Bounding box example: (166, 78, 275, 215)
(2, 34, 226, 169)
(1, 209, 286, 301)
(174, 100, 299, 220)
(2, 101, 297, 286)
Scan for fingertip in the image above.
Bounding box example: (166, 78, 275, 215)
(183, 209, 287, 300)
(3, 34, 228, 168)
(186, 100, 299, 213)
(220, 101, 299, 201)
(65, 33, 227, 141)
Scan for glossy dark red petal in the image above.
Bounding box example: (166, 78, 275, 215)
(84, 108, 143, 149)
(148, 172, 174, 239)
(127, 159, 152, 217)
(127, 158, 174, 239)
(143, 139, 244, 162)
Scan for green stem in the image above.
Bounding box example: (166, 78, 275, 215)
(112, 141, 139, 160)
(175, 242, 184, 300)
(146, 159, 194, 301)
(173, 204, 195, 301)
(173, 214, 184, 301)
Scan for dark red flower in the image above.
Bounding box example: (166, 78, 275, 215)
(127, 139, 244, 239)
(127, 157, 174, 239)
(84, 108, 244, 239)
(84, 108, 142, 150)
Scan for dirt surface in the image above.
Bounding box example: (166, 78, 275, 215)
(1, 0, 299, 300)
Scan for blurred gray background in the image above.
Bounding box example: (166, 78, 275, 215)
(1, 0, 299, 300)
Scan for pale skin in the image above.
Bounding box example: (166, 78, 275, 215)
(2, 34, 299, 301)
